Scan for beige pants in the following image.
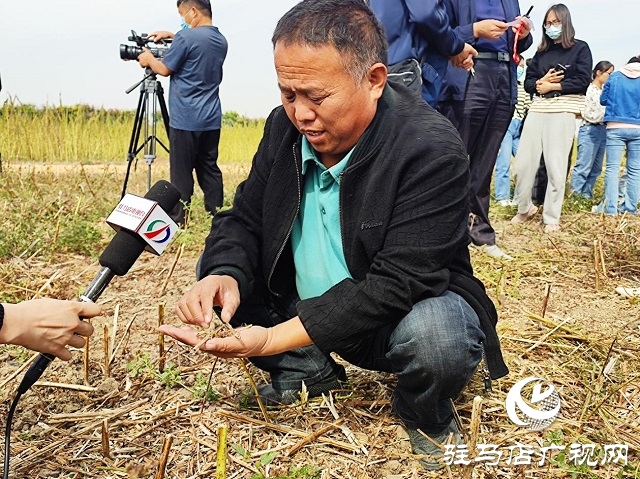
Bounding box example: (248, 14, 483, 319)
(513, 111, 576, 225)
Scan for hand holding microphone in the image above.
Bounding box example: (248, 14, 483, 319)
(0, 299, 99, 360)
(16, 180, 181, 394)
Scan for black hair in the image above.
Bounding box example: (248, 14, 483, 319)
(628, 56, 640, 64)
(272, 0, 388, 82)
(176, 0, 211, 18)
(593, 60, 614, 79)
(539, 4, 576, 52)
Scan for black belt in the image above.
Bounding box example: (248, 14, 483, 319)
(475, 51, 511, 62)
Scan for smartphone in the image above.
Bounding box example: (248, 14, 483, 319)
(553, 64, 566, 74)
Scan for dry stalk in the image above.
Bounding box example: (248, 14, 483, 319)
(32, 270, 61, 299)
(215, 410, 359, 452)
(0, 352, 38, 389)
(110, 313, 138, 363)
(32, 381, 96, 392)
(216, 424, 228, 479)
(462, 396, 483, 479)
(110, 304, 119, 361)
(158, 303, 166, 373)
(238, 358, 271, 423)
(154, 434, 174, 479)
(525, 317, 569, 353)
(593, 238, 601, 290)
(103, 324, 110, 377)
(598, 236, 607, 277)
(160, 243, 184, 296)
(540, 283, 552, 318)
(323, 392, 368, 454)
(199, 358, 218, 416)
(83, 326, 90, 386)
(101, 418, 110, 459)
(192, 436, 259, 474)
(79, 164, 97, 198)
(287, 420, 343, 456)
(524, 310, 590, 343)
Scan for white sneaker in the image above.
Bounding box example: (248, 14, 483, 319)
(615, 286, 640, 299)
(479, 244, 514, 261)
(498, 199, 517, 207)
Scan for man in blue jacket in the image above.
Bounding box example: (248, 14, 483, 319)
(438, 0, 532, 260)
(370, 0, 477, 107)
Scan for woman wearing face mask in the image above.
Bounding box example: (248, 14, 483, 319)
(510, 3, 592, 233)
(569, 60, 615, 200)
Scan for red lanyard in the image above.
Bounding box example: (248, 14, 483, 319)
(513, 22, 524, 63)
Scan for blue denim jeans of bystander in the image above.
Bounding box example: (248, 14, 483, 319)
(570, 123, 606, 198)
(597, 128, 640, 214)
(494, 118, 522, 201)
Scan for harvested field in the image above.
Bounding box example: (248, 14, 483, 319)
(1, 163, 638, 479)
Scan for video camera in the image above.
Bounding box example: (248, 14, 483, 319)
(119, 30, 171, 61)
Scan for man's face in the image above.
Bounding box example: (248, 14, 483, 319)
(178, 3, 195, 25)
(274, 42, 384, 166)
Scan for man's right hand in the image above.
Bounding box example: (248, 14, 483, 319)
(473, 19, 509, 40)
(175, 275, 240, 328)
(148, 31, 175, 43)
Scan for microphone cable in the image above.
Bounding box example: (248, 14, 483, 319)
(2, 179, 180, 478)
(3, 390, 21, 479)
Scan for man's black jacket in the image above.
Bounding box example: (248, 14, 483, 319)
(199, 82, 508, 379)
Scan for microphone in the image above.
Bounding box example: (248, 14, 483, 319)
(17, 180, 181, 394)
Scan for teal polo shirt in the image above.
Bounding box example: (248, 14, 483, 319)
(291, 138, 354, 300)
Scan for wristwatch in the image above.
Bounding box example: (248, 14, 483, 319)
(0, 303, 4, 332)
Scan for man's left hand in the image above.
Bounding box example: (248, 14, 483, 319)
(159, 324, 270, 358)
(512, 16, 532, 38)
(451, 43, 477, 70)
(138, 48, 154, 67)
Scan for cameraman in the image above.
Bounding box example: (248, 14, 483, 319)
(138, 0, 228, 226)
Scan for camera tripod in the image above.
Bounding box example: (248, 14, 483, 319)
(121, 67, 170, 198)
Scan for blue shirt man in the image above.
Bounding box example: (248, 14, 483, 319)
(138, 0, 228, 226)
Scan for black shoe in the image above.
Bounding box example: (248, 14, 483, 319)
(408, 420, 462, 471)
(237, 369, 348, 409)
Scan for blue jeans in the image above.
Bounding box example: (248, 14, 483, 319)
(233, 290, 485, 432)
(494, 117, 522, 200)
(597, 128, 640, 214)
(570, 124, 606, 198)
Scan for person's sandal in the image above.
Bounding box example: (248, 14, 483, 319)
(511, 205, 538, 224)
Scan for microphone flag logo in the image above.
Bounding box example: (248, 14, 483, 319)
(143, 219, 171, 243)
(505, 377, 561, 431)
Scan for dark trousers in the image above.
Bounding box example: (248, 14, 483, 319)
(169, 127, 223, 225)
(227, 289, 483, 431)
(438, 59, 514, 246)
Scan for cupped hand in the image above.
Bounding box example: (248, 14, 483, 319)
(159, 324, 270, 359)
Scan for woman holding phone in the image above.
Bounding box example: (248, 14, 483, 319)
(510, 3, 592, 232)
